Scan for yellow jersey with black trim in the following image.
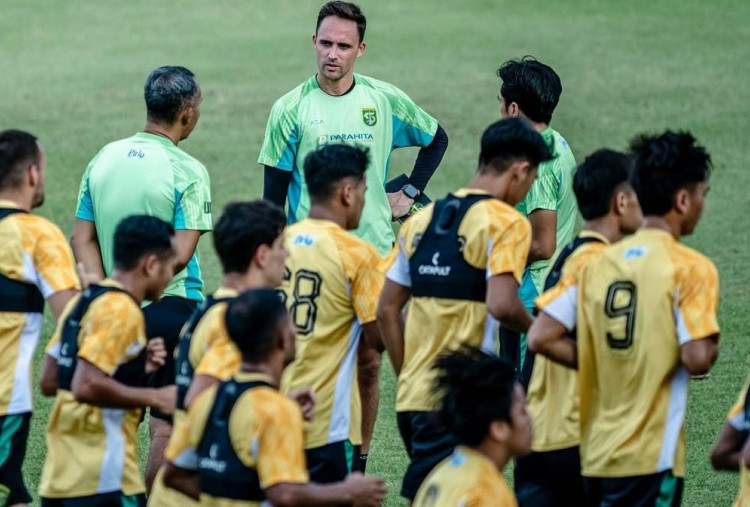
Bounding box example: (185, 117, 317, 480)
(0, 200, 79, 416)
(280, 218, 383, 449)
(387, 189, 531, 412)
(39, 279, 146, 498)
(577, 228, 720, 478)
(529, 232, 608, 452)
(413, 446, 518, 507)
(164, 372, 309, 506)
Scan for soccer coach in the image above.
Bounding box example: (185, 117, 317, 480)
(259, 1, 448, 256)
(70, 65, 212, 492)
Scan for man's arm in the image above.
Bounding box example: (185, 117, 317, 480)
(527, 209, 557, 262)
(486, 274, 533, 333)
(174, 230, 201, 275)
(162, 461, 200, 501)
(47, 290, 78, 322)
(184, 374, 219, 409)
(408, 125, 448, 192)
(72, 358, 175, 414)
(70, 219, 105, 280)
(711, 421, 746, 471)
(265, 473, 385, 507)
(40, 355, 59, 397)
(526, 311, 577, 369)
(681, 336, 719, 377)
(358, 324, 382, 458)
(376, 280, 411, 376)
(264, 166, 291, 208)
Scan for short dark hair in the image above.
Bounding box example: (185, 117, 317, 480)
(304, 144, 369, 202)
(433, 348, 517, 447)
(478, 117, 553, 173)
(144, 66, 200, 124)
(629, 131, 712, 216)
(0, 129, 40, 190)
(113, 215, 175, 270)
(497, 56, 562, 124)
(316, 1, 366, 42)
(225, 289, 289, 362)
(213, 200, 286, 274)
(574, 149, 635, 220)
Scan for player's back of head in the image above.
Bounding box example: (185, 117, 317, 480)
(0, 129, 40, 191)
(497, 56, 562, 124)
(113, 215, 175, 270)
(433, 347, 519, 448)
(478, 117, 552, 174)
(144, 66, 200, 124)
(225, 288, 289, 363)
(304, 144, 369, 202)
(317, 1, 366, 42)
(213, 200, 286, 275)
(629, 130, 712, 216)
(574, 149, 634, 220)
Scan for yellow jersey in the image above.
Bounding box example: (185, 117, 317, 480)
(280, 218, 383, 449)
(529, 232, 608, 452)
(577, 228, 720, 477)
(413, 446, 518, 507)
(163, 372, 309, 506)
(0, 201, 79, 416)
(387, 189, 531, 412)
(39, 280, 147, 498)
(726, 374, 750, 507)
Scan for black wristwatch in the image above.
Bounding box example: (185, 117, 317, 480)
(401, 183, 420, 200)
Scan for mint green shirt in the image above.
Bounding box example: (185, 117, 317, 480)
(258, 74, 438, 255)
(76, 132, 212, 301)
(516, 127, 579, 298)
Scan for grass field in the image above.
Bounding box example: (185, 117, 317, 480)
(2, 0, 750, 505)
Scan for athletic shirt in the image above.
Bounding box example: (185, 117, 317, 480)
(258, 74, 438, 255)
(0, 202, 79, 416)
(280, 218, 383, 449)
(577, 228, 720, 477)
(526, 232, 607, 452)
(40, 280, 147, 498)
(387, 189, 531, 412)
(164, 373, 309, 506)
(76, 132, 212, 301)
(726, 375, 750, 507)
(413, 446, 518, 507)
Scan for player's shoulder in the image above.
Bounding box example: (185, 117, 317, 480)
(473, 197, 531, 238)
(670, 240, 718, 280)
(355, 74, 409, 100)
(12, 211, 67, 243)
(270, 75, 317, 114)
(400, 201, 435, 238)
(562, 240, 608, 278)
(243, 384, 301, 423)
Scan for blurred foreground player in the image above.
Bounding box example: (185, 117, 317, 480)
(576, 132, 719, 505)
(281, 144, 384, 480)
(414, 348, 531, 507)
(0, 130, 80, 507)
(39, 216, 178, 506)
(522, 149, 642, 505)
(378, 117, 551, 501)
(159, 290, 386, 506)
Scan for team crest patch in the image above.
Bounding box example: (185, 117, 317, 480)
(362, 107, 377, 126)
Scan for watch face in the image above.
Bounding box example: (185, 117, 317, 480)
(403, 184, 418, 199)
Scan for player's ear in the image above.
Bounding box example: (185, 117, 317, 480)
(27, 162, 40, 187)
(488, 419, 510, 444)
(356, 41, 366, 58)
(254, 243, 270, 270)
(142, 253, 158, 277)
(614, 190, 628, 216)
(341, 181, 354, 207)
(312, 34, 317, 46)
(674, 188, 690, 216)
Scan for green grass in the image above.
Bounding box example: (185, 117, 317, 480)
(2, 0, 749, 505)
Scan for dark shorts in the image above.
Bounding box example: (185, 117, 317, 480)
(305, 440, 360, 484)
(41, 492, 146, 507)
(514, 446, 585, 507)
(143, 296, 198, 422)
(0, 412, 31, 506)
(584, 470, 683, 507)
(396, 411, 456, 501)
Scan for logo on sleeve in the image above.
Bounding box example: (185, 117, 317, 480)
(361, 107, 377, 127)
(204, 202, 212, 214)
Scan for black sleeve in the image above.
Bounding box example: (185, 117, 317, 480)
(408, 124, 448, 192)
(263, 166, 292, 208)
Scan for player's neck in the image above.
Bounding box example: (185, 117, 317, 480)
(316, 72, 355, 96)
(308, 204, 348, 229)
(530, 120, 549, 133)
(110, 270, 147, 303)
(466, 173, 512, 204)
(239, 361, 280, 385)
(143, 121, 180, 146)
(643, 216, 682, 240)
(474, 440, 512, 473)
(222, 271, 269, 293)
(0, 189, 33, 212)
(584, 216, 623, 244)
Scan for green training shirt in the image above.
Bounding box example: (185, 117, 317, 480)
(258, 74, 438, 255)
(516, 127, 579, 297)
(76, 132, 212, 301)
